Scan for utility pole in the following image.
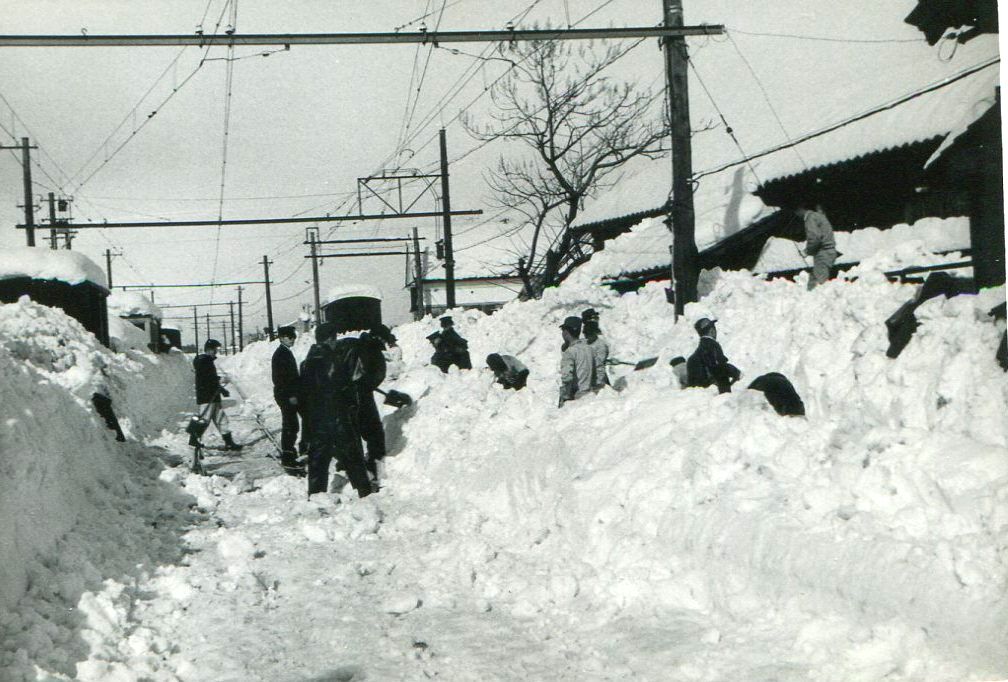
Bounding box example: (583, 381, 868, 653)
(221, 321, 229, 354)
(193, 306, 199, 351)
(412, 226, 425, 320)
(237, 286, 244, 352)
(439, 129, 456, 309)
(308, 226, 321, 325)
(228, 301, 236, 353)
(105, 248, 114, 288)
(663, 0, 701, 317)
(206, 312, 211, 344)
(0, 138, 38, 246)
(48, 193, 58, 249)
(262, 255, 275, 339)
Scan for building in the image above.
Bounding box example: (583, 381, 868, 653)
(107, 291, 164, 352)
(0, 247, 110, 346)
(565, 52, 1002, 292)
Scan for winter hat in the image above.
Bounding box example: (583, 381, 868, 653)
(694, 318, 717, 336)
(440, 316, 454, 328)
(204, 338, 222, 351)
(315, 321, 337, 343)
(277, 325, 297, 339)
(369, 324, 396, 347)
(560, 316, 582, 336)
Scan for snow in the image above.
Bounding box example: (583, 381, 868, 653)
(107, 291, 163, 320)
(1, 262, 1006, 680)
(0, 247, 108, 292)
(322, 284, 383, 306)
(108, 315, 152, 353)
(754, 216, 972, 273)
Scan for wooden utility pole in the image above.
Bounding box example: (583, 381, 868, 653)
(228, 301, 236, 353)
(105, 249, 114, 288)
(221, 321, 229, 354)
(439, 129, 456, 309)
(663, 0, 701, 317)
(206, 313, 211, 344)
(262, 255, 275, 340)
(48, 193, 57, 249)
(412, 226, 425, 320)
(0, 138, 39, 246)
(237, 286, 244, 352)
(308, 227, 322, 325)
(193, 306, 199, 351)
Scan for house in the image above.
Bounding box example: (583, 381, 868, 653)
(321, 284, 383, 333)
(0, 247, 110, 346)
(566, 52, 1002, 291)
(107, 291, 164, 352)
(406, 228, 523, 317)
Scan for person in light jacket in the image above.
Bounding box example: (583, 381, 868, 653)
(486, 353, 529, 390)
(559, 316, 595, 406)
(795, 203, 838, 290)
(581, 308, 610, 390)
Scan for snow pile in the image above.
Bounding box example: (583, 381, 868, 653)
(107, 290, 162, 320)
(0, 296, 193, 637)
(377, 272, 1008, 677)
(754, 216, 972, 274)
(108, 315, 152, 353)
(0, 247, 108, 291)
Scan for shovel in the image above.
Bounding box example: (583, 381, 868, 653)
(376, 388, 413, 408)
(607, 357, 659, 371)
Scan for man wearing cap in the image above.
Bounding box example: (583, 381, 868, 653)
(272, 326, 301, 470)
(559, 316, 596, 406)
(686, 318, 741, 394)
(581, 308, 610, 390)
(438, 316, 472, 371)
(191, 338, 242, 450)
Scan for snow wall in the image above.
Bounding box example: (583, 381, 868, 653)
(228, 265, 1008, 675)
(0, 297, 193, 612)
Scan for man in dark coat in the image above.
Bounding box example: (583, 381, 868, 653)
(748, 372, 806, 416)
(191, 338, 242, 450)
(271, 326, 301, 470)
(301, 323, 394, 498)
(686, 318, 741, 394)
(436, 316, 472, 371)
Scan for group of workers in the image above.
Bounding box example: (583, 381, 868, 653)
(186, 301, 805, 498)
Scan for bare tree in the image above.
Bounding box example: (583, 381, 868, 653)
(464, 37, 669, 293)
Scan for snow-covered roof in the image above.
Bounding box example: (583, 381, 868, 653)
(753, 216, 971, 273)
(322, 284, 383, 306)
(573, 57, 999, 231)
(0, 247, 108, 292)
(107, 291, 162, 320)
(572, 164, 775, 279)
(755, 61, 999, 184)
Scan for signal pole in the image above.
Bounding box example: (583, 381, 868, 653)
(439, 129, 456, 309)
(262, 255, 275, 339)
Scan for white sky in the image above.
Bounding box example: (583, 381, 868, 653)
(0, 0, 999, 335)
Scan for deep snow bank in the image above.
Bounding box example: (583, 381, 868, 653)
(0, 297, 193, 612)
(377, 269, 1007, 675)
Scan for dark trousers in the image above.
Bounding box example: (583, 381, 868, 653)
(306, 417, 372, 498)
(275, 398, 300, 453)
(358, 391, 386, 477)
(92, 393, 125, 441)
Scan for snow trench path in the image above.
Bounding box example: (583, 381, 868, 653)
(73, 409, 977, 682)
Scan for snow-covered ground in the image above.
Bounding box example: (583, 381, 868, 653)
(1, 265, 1006, 681)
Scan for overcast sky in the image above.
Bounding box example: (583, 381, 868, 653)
(0, 1, 999, 335)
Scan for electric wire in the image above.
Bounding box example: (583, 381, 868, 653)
(208, 0, 239, 299)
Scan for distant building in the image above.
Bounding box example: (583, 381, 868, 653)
(406, 237, 522, 317)
(107, 291, 164, 352)
(0, 248, 110, 346)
